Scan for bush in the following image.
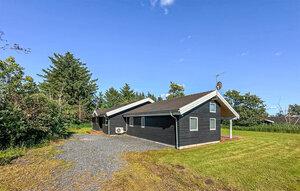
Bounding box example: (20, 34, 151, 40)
(0, 94, 67, 150)
(224, 123, 300, 134)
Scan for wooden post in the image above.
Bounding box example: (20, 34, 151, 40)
(229, 119, 233, 139)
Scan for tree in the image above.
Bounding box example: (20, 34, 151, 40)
(103, 87, 122, 108)
(224, 90, 267, 126)
(0, 57, 67, 149)
(146, 92, 157, 102)
(288, 104, 300, 116)
(0, 31, 31, 54)
(40, 52, 97, 122)
(120, 83, 135, 103)
(167, 82, 185, 100)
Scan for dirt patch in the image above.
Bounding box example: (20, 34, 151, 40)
(88, 130, 103, 135)
(221, 136, 240, 142)
(171, 164, 185, 170)
(205, 178, 214, 185)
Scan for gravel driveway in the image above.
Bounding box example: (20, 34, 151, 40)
(47, 134, 166, 191)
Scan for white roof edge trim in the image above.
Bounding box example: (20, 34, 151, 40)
(106, 98, 155, 117)
(216, 91, 240, 119)
(178, 90, 240, 119)
(92, 110, 98, 117)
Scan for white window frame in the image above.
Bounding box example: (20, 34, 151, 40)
(141, 117, 145, 128)
(210, 118, 216, 130)
(129, 117, 133, 127)
(210, 102, 216, 113)
(189, 117, 198, 131)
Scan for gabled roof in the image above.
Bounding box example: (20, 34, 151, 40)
(124, 90, 239, 119)
(93, 98, 154, 117)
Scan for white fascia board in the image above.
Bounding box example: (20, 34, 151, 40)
(216, 91, 240, 119)
(178, 90, 240, 119)
(92, 110, 98, 117)
(179, 91, 217, 115)
(106, 98, 154, 117)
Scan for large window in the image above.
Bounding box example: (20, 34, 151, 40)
(141, 117, 145, 128)
(210, 102, 216, 113)
(129, 117, 133, 127)
(189, 117, 198, 131)
(210, 118, 216, 130)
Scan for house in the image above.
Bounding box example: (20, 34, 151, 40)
(263, 116, 300, 125)
(92, 90, 239, 149)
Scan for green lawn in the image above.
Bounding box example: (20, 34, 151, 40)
(103, 129, 300, 191)
(67, 123, 93, 134)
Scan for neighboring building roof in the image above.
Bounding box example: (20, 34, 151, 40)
(124, 90, 239, 119)
(93, 98, 154, 117)
(265, 116, 300, 125)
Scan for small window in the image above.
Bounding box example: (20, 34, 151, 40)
(141, 117, 145, 128)
(189, 117, 198, 131)
(129, 117, 133, 127)
(210, 118, 216, 130)
(210, 102, 216, 113)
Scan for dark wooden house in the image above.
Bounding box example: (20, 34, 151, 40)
(92, 90, 239, 149)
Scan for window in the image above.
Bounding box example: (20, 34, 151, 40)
(210, 118, 216, 130)
(210, 102, 216, 113)
(189, 117, 198, 131)
(129, 117, 133, 127)
(141, 117, 145, 128)
(104, 118, 108, 126)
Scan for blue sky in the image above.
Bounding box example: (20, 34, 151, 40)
(1, 0, 299, 115)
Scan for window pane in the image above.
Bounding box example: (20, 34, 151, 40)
(190, 117, 198, 131)
(210, 118, 216, 130)
(210, 102, 216, 113)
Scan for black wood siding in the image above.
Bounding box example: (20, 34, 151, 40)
(178, 100, 221, 147)
(127, 116, 176, 145)
(109, 115, 127, 135)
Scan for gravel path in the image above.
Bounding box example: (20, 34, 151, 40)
(47, 134, 166, 191)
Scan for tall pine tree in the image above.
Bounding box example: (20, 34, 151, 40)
(40, 52, 97, 122)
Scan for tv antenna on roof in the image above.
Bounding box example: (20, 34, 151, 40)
(215, 72, 225, 90)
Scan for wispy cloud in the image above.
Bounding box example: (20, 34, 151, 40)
(180, 35, 192, 43)
(160, 0, 175, 6)
(274, 51, 283, 56)
(240, 51, 249, 56)
(149, 0, 175, 15)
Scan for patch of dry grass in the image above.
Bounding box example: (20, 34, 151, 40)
(0, 141, 70, 191)
(102, 152, 232, 191)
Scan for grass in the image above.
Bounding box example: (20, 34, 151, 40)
(0, 148, 26, 165)
(0, 141, 70, 191)
(103, 129, 300, 191)
(224, 123, 300, 134)
(67, 122, 93, 134)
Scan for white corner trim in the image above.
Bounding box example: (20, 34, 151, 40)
(178, 90, 240, 119)
(106, 98, 154, 117)
(178, 141, 220, 149)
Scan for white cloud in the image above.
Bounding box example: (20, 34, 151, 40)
(160, 93, 170, 99)
(149, 0, 175, 14)
(160, 0, 175, 6)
